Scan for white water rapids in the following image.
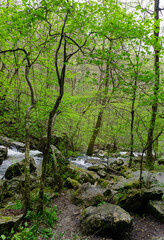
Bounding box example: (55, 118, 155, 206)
(0, 146, 43, 179)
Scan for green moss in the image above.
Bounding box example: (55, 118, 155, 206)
(0, 216, 11, 222)
(98, 178, 109, 188)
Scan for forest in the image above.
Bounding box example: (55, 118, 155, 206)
(0, 0, 164, 239)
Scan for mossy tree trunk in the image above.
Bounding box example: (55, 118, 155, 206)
(146, 0, 161, 170)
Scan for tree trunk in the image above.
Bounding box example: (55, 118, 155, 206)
(86, 109, 104, 156)
(37, 29, 66, 213)
(146, 0, 160, 169)
(24, 65, 36, 212)
(38, 93, 63, 213)
(86, 54, 110, 156)
(129, 80, 137, 167)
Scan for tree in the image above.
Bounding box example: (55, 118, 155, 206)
(146, 0, 162, 169)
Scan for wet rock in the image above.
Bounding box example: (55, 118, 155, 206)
(80, 203, 132, 235)
(0, 136, 25, 152)
(0, 146, 7, 165)
(73, 182, 111, 207)
(97, 150, 108, 157)
(148, 200, 164, 222)
(4, 157, 36, 180)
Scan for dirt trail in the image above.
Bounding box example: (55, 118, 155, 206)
(52, 191, 164, 240)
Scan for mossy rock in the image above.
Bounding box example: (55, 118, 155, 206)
(148, 200, 164, 222)
(4, 157, 36, 180)
(118, 187, 163, 213)
(80, 203, 132, 235)
(0, 208, 24, 235)
(97, 178, 110, 188)
(64, 177, 81, 190)
(67, 164, 97, 184)
(87, 164, 107, 172)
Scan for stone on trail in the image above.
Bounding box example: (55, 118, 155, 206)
(148, 200, 164, 222)
(117, 187, 163, 213)
(80, 203, 132, 235)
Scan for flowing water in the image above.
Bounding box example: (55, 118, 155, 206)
(0, 145, 146, 180)
(0, 146, 43, 179)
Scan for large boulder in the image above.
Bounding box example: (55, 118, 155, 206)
(148, 200, 164, 222)
(0, 136, 25, 152)
(80, 203, 132, 235)
(117, 187, 163, 213)
(0, 146, 7, 165)
(0, 208, 24, 235)
(72, 182, 111, 207)
(4, 157, 36, 180)
(2, 175, 38, 199)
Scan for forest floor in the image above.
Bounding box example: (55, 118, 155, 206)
(50, 190, 164, 240)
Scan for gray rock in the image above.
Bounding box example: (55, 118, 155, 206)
(0, 146, 7, 165)
(0, 210, 24, 235)
(80, 203, 132, 235)
(117, 187, 163, 213)
(112, 176, 140, 191)
(148, 200, 164, 222)
(73, 182, 111, 207)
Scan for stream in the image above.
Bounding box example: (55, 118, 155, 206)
(0, 146, 146, 180)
